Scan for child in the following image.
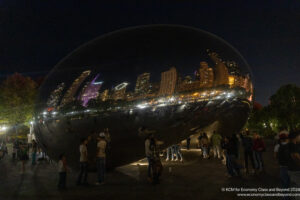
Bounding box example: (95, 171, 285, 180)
(57, 154, 68, 189)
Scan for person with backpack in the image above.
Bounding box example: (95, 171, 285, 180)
(274, 133, 290, 188)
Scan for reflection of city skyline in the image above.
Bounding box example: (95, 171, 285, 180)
(46, 50, 253, 109)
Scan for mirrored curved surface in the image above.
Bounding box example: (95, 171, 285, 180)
(34, 25, 253, 169)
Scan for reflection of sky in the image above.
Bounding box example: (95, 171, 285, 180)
(38, 26, 251, 103)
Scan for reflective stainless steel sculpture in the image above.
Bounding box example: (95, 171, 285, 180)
(34, 25, 253, 169)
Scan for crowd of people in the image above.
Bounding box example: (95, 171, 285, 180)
(1, 127, 299, 193)
(57, 129, 110, 189)
(0, 138, 51, 173)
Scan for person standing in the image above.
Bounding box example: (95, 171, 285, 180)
(186, 136, 191, 150)
(287, 131, 300, 190)
(253, 133, 266, 172)
(173, 144, 183, 162)
(57, 154, 68, 190)
(145, 133, 163, 184)
(165, 146, 174, 161)
(77, 138, 89, 186)
(211, 131, 222, 159)
(274, 133, 290, 188)
(241, 131, 255, 174)
(96, 132, 107, 185)
(201, 133, 209, 159)
(224, 134, 242, 177)
(31, 140, 37, 165)
(19, 144, 28, 173)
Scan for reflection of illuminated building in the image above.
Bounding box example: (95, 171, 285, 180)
(135, 73, 150, 95)
(226, 61, 240, 76)
(61, 70, 91, 106)
(79, 74, 103, 107)
(113, 82, 128, 100)
(100, 89, 109, 101)
(159, 67, 177, 96)
(243, 74, 253, 93)
(47, 83, 65, 108)
(198, 61, 214, 87)
(149, 82, 160, 95)
(208, 51, 229, 86)
(183, 76, 192, 84)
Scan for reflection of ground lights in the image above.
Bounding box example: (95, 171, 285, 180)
(38, 88, 251, 123)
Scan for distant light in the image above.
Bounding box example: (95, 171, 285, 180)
(52, 111, 58, 115)
(30, 121, 34, 125)
(1, 126, 7, 131)
(158, 98, 165, 103)
(43, 111, 47, 115)
(137, 103, 148, 109)
(169, 96, 175, 102)
(93, 81, 103, 85)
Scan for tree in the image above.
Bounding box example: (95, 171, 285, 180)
(0, 73, 38, 127)
(269, 84, 300, 131)
(247, 84, 300, 137)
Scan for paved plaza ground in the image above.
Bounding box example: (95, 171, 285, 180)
(0, 141, 282, 200)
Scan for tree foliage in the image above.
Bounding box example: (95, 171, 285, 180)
(0, 73, 38, 126)
(269, 84, 300, 131)
(247, 84, 300, 136)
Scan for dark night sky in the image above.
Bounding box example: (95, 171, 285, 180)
(0, 0, 299, 105)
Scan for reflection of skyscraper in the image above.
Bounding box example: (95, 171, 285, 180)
(159, 67, 177, 96)
(208, 51, 229, 86)
(198, 61, 214, 87)
(135, 73, 150, 95)
(47, 83, 65, 108)
(226, 61, 240, 76)
(79, 74, 103, 107)
(60, 70, 91, 106)
(113, 82, 128, 100)
(100, 89, 109, 101)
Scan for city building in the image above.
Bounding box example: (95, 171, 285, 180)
(198, 61, 214, 87)
(208, 51, 229, 86)
(100, 89, 109, 101)
(79, 74, 103, 107)
(60, 70, 91, 106)
(226, 61, 241, 76)
(112, 82, 129, 100)
(158, 67, 177, 96)
(135, 73, 150, 95)
(46, 82, 65, 109)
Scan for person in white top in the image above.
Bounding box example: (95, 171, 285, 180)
(96, 132, 107, 185)
(77, 138, 89, 185)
